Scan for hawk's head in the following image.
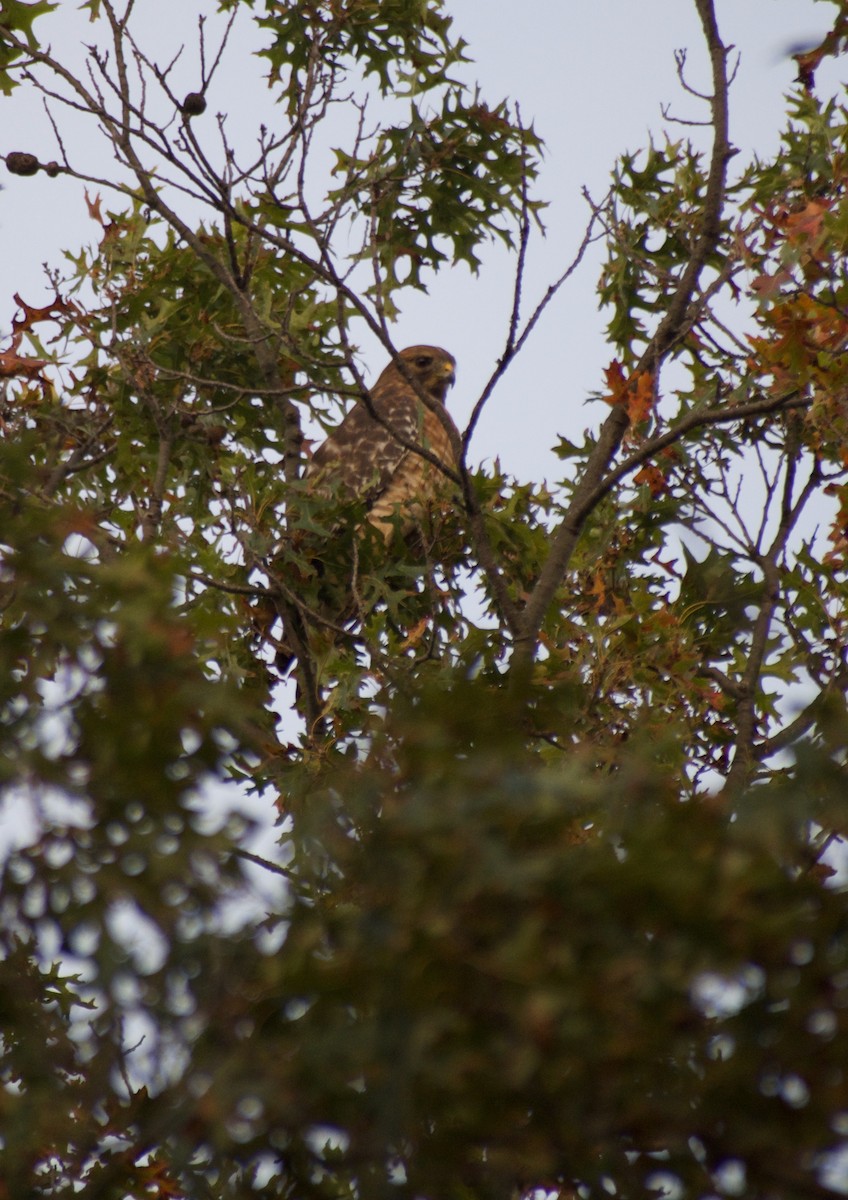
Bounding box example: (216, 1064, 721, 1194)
(379, 345, 457, 404)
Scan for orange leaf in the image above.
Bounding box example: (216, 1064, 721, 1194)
(633, 463, 666, 496)
(603, 360, 628, 406)
(627, 370, 655, 425)
(603, 362, 655, 425)
(588, 570, 607, 610)
(0, 334, 47, 379)
(785, 198, 830, 245)
(84, 188, 105, 225)
(12, 291, 75, 335)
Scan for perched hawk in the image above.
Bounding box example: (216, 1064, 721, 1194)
(307, 344, 459, 537)
(267, 345, 459, 675)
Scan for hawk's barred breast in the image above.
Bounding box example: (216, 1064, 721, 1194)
(307, 345, 458, 539)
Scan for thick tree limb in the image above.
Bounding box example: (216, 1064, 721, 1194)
(510, 0, 733, 675)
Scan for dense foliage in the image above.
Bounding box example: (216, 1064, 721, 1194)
(1, 1, 848, 1197)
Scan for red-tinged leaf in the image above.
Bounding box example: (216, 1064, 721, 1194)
(603, 363, 654, 425)
(810, 861, 837, 883)
(603, 359, 628, 406)
(626, 370, 655, 426)
(784, 198, 830, 245)
(588, 570, 607, 610)
(12, 291, 75, 333)
(750, 271, 792, 302)
(56, 509, 100, 539)
(0, 333, 48, 378)
(793, 12, 848, 91)
(138, 616, 196, 660)
(131, 1154, 185, 1197)
(85, 187, 105, 225)
(633, 463, 666, 496)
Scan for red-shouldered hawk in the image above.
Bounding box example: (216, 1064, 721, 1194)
(307, 344, 459, 537)
(266, 346, 459, 674)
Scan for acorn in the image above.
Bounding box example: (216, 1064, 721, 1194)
(6, 152, 40, 176)
(181, 92, 207, 118)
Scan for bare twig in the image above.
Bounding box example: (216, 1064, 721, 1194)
(462, 195, 603, 456)
(232, 847, 295, 880)
(723, 460, 823, 795)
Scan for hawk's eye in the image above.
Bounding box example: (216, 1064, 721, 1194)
(414, 356, 432, 368)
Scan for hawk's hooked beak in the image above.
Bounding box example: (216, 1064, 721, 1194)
(443, 362, 457, 388)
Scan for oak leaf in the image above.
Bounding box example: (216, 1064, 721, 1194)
(0, 333, 48, 378)
(603, 362, 654, 426)
(633, 463, 666, 496)
(12, 291, 74, 334)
